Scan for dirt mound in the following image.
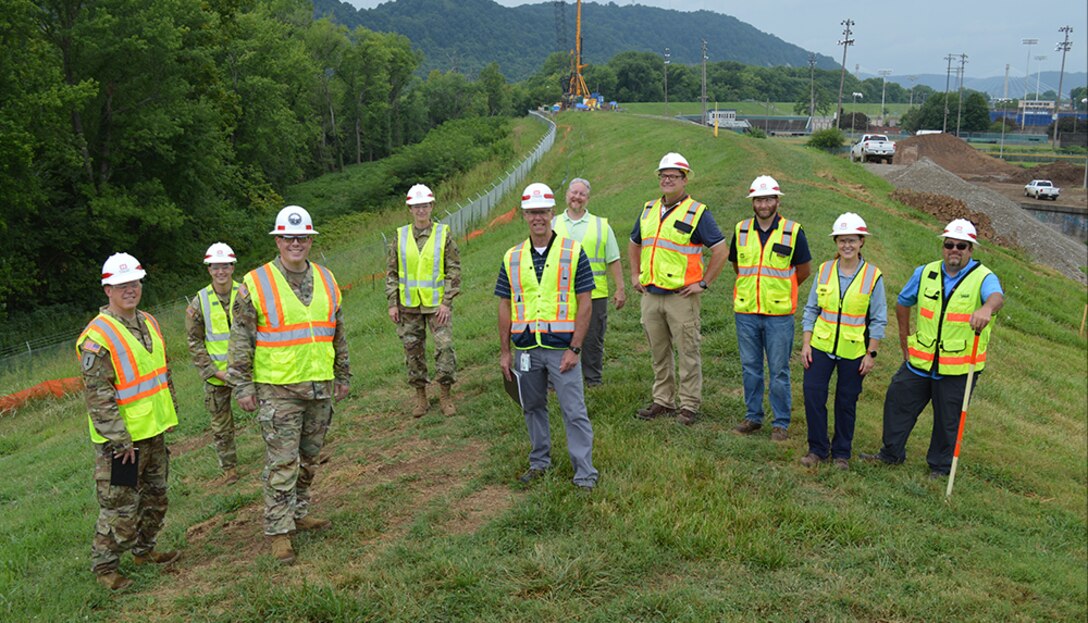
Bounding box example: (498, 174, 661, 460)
(895, 134, 1024, 181)
(1013, 161, 1084, 187)
(890, 189, 1013, 247)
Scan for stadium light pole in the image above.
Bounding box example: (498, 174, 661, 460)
(1021, 38, 1038, 99)
(996, 98, 1010, 159)
(1053, 26, 1072, 148)
(663, 47, 670, 118)
(878, 69, 891, 126)
(835, 19, 855, 130)
(1033, 55, 1046, 100)
(851, 91, 863, 137)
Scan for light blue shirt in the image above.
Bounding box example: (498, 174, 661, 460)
(801, 259, 887, 359)
(554, 210, 621, 263)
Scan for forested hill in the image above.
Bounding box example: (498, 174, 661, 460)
(312, 0, 839, 79)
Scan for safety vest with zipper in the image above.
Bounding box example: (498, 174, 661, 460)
(77, 312, 178, 444)
(504, 236, 582, 350)
(638, 196, 706, 290)
(397, 223, 448, 308)
(811, 259, 882, 360)
(198, 282, 238, 386)
(908, 260, 992, 375)
(733, 216, 801, 315)
(552, 213, 610, 299)
(243, 261, 340, 384)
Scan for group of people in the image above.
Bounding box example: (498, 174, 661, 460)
(78, 151, 1002, 590)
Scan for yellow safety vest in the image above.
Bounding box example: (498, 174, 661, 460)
(77, 313, 178, 444)
(243, 261, 340, 385)
(198, 283, 238, 386)
(552, 214, 610, 299)
(504, 236, 582, 350)
(397, 223, 448, 307)
(908, 260, 993, 375)
(810, 260, 882, 360)
(733, 217, 801, 315)
(638, 196, 707, 290)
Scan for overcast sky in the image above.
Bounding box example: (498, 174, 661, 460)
(344, 0, 1086, 79)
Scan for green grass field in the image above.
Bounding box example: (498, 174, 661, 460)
(1, 112, 1085, 622)
(623, 101, 915, 118)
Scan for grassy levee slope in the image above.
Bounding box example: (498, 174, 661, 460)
(1, 112, 1085, 622)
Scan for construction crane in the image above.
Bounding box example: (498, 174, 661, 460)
(564, 0, 590, 107)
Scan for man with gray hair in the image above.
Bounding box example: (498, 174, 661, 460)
(551, 178, 626, 387)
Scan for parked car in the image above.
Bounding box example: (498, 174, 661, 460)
(1024, 180, 1060, 200)
(850, 134, 896, 164)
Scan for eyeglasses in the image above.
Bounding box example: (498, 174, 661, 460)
(111, 281, 142, 291)
(836, 238, 861, 246)
(208, 264, 234, 272)
(943, 241, 970, 251)
(278, 236, 312, 242)
(658, 173, 685, 182)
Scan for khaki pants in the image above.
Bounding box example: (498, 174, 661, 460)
(640, 291, 703, 412)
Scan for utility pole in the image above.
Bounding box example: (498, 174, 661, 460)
(664, 47, 670, 118)
(1054, 26, 1073, 148)
(835, 19, 855, 130)
(943, 54, 955, 133)
(808, 53, 817, 122)
(878, 69, 891, 126)
(701, 39, 708, 127)
(955, 53, 967, 136)
(908, 75, 918, 107)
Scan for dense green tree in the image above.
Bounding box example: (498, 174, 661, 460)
(608, 51, 663, 102)
(478, 62, 510, 116)
(1070, 87, 1086, 110)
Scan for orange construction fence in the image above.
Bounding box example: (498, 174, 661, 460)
(0, 377, 83, 415)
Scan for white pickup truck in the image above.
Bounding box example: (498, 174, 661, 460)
(1024, 179, 1060, 200)
(850, 134, 896, 164)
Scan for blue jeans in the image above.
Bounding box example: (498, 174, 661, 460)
(802, 349, 864, 459)
(735, 313, 795, 429)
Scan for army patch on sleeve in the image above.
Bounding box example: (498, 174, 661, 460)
(81, 351, 97, 371)
(82, 341, 101, 353)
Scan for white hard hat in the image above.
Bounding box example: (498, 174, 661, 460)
(829, 212, 870, 237)
(940, 218, 979, 245)
(748, 175, 783, 198)
(269, 205, 318, 235)
(520, 182, 556, 209)
(203, 242, 236, 264)
(101, 252, 146, 286)
(406, 183, 435, 206)
(657, 152, 691, 173)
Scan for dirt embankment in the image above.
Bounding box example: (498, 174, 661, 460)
(895, 133, 1085, 187)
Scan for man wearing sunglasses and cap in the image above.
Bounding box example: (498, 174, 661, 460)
(861, 219, 1004, 479)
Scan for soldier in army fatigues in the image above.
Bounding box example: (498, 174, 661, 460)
(185, 242, 240, 484)
(386, 183, 461, 417)
(228, 206, 350, 565)
(79, 253, 181, 590)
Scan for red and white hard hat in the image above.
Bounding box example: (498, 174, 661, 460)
(269, 205, 318, 235)
(748, 175, 783, 198)
(657, 152, 691, 173)
(406, 183, 435, 206)
(101, 252, 146, 286)
(204, 242, 237, 264)
(829, 212, 870, 237)
(521, 182, 556, 209)
(940, 218, 979, 245)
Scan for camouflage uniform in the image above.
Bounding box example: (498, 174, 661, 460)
(385, 223, 461, 388)
(185, 289, 237, 470)
(228, 257, 350, 536)
(81, 307, 179, 574)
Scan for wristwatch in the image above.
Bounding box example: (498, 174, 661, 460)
(699, 280, 709, 290)
(868, 350, 878, 358)
(569, 346, 582, 355)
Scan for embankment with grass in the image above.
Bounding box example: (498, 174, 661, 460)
(1, 112, 1084, 622)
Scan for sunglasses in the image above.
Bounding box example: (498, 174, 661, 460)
(278, 235, 312, 242)
(943, 241, 970, 250)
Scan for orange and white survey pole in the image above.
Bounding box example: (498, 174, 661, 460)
(946, 331, 982, 499)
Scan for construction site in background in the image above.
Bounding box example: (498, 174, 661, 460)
(556, 0, 615, 111)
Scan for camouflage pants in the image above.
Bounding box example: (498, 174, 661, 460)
(91, 434, 169, 574)
(204, 383, 237, 470)
(257, 386, 333, 536)
(396, 311, 456, 387)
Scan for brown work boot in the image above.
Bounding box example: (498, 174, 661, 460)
(293, 515, 332, 533)
(412, 387, 429, 418)
(676, 409, 698, 426)
(833, 458, 850, 471)
(214, 467, 238, 486)
(269, 534, 295, 564)
(732, 420, 762, 435)
(439, 385, 456, 416)
(96, 571, 133, 591)
(635, 402, 675, 420)
(133, 550, 181, 566)
(771, 427, 789, 442)
(800, 453, 824, 468)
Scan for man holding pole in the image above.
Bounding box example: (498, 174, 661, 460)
(861, 219, 1003, 479)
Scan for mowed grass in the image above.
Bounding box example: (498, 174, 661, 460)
(0, 112, 1085, 622)
(624, 101, 916, 118)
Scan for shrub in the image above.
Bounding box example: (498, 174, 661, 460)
(807, 128, 846, 151)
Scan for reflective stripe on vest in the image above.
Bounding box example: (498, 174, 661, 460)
(638, 197, 706, 290)
(243, 262, 339, 384)
(505, 237, 581, 349)
(733, 217, 800, 315)
(77, 313, 178, 444)
(397, 223, 447, 307)
(908, 260, 992, 374)
(199, 283, 238, 385)
(810, 260, 881, 360)
(553, 214, 610, 299)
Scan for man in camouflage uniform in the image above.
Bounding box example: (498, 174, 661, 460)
(228, 206, 350, 564)
(79, 253, 181, 590)
(386, 183, 461, 417)
(185, 242, 240, 484)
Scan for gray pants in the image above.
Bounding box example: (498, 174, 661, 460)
(581, 297, 608, 386)
(518, 347, 598, 487)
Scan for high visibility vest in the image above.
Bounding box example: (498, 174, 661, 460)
(198, 283, 238, 386)
(638, 197, 706, 290)
(810, 260, 882, 360)
(908, 260, 993, 375)
(733, 217, 801, 315)
(553, 214, 610, 299)
(77, 313, 178, 444)
(243, 262, 340, 385)
(397, 223, 448, 307)
(504, 236, 582, 350)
